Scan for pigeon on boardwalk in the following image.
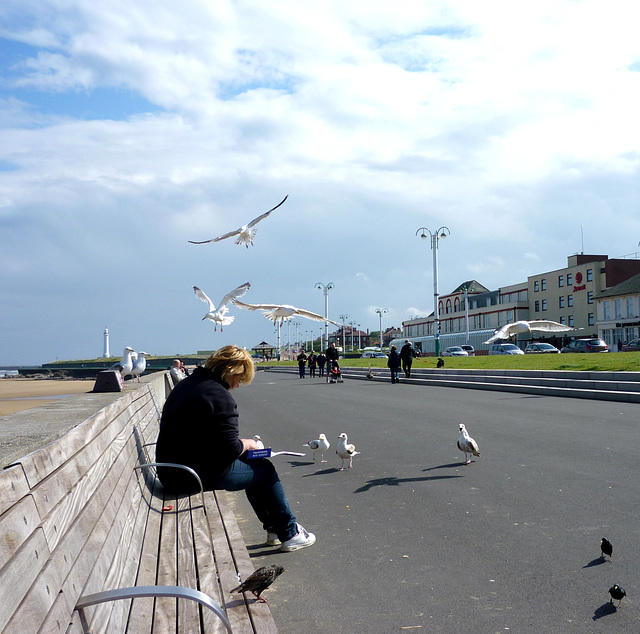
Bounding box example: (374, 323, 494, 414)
(109, 347, 135, 379)
(608, 584, 626, 607)
(304, 434, 330, 462)
(336, 432, 360, 470)
(193, 282, 251, 331)
(484, 319, 576, 344)
(254, 435, 265, 449)
(601, 537, 613, 561)
(233, 299, 340, 327)
(188, 196, 288, 248)
(457, 424, 481, 464)
(231, 565, 285, 603)
(130, 351, 149, 382)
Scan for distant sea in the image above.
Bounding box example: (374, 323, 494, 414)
(0, 370, 19, 378)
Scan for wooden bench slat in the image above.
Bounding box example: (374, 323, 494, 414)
(0, 464, 31, 516)
(177, 496, 200, 632)
(0, 494, 41, 572)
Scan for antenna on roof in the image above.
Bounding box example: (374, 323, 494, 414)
(581, 225, 584, 254)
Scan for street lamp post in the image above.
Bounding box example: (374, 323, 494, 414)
(375, 308, 387, 351)
(349, 321, 356, 352)
(315, 282, 335, 353)
(416, 226, 450, 357)
(292, 321, 301, 350)
(357, 323, 361, 350)
(339, 314, 349, 352)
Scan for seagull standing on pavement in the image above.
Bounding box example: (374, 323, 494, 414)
(193, 282, 251, 331)
(336, 432, 360, 470)
(304, 434, 330, 462)
(457, 424, 481, 464)
(109, 347, 135, 379)
(188, 196, 288, 248)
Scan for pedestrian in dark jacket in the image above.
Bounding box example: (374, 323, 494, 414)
(387, 345, 401, 383)
(400, 340, 414, 378)
(307, 351, 317, 377)
(297, 350, 308, 378)
(317, 352, 327, 377)
(156, 345, 316, 552)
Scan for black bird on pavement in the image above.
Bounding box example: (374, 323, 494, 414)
(600, 537, 613, 561)
(608, 584, 626, 607)
(231, 565, 285, 603)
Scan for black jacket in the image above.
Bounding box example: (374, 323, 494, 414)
(156, 366, 244, 492)
(400, 343, 414, 362)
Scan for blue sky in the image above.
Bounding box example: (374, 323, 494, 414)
(2, 0, 640, 366)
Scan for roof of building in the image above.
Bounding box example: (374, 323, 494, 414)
(599, 271, 640, 298)
(450, 280, 491, 294)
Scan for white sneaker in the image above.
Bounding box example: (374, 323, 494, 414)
(280, 524, 316, 552)
(266, 532, 281, 546)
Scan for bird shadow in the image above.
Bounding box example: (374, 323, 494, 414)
(583, 556, 607, 569)
(354, 474, 461, 493)
(302, 467, 342, 477)
(593, 601, 617, 620)
(288, 460, 316, 467)
(245, 544, 284, 558)
(423, 461, 467, 471)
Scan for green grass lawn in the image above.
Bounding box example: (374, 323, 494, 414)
(268, 352, 640, 372)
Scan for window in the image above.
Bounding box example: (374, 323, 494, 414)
(567, 294, 573, 307)
(627, 297, 634, 318)
(542, 299, 547, 311)
(569, 315, 574, 327)
(534, 280, 540, 292)
(506, 310, 513, 322)
(587, 291, 594, 304)
(567, 273, 573, 285)
(541, 279, 547, 291)
(558, 275, 564, 287)
(587, 269, 593, 282)
(603, 300, 610, 320)
(559, 296, 565, 309)
(588, 313, 595, 326)
(560, 316, 566, 325)
(535, 300, 540, 312)
(615, 299, 622, 319)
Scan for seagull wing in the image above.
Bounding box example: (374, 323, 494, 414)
(484, 323, 515, 344)
(295, 307, 340, 325)
(527, 320, 576, 333)
(218, 282, 251, 309)
(233, 300, 282, 311)
(246, 195, 288, 229)
(194, 286, 216, 312)
(188, 228, 241, 245)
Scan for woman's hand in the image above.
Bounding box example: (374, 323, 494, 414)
(240, 438, 262, 453)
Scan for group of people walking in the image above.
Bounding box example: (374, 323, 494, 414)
(387, 339, 416, 383)
(296, 342, 340, 378)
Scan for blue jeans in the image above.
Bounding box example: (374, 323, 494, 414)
(390, 368, 399, 383)
(298, 364, 306, 378)
(212, 458, 298, 541)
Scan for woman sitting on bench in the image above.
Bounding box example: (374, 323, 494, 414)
(156, 345, 316, 552)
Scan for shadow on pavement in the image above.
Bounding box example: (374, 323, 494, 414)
(354, 474, 461, 493)
(583, 556, 607, 568)
(593, 601, 617, 620)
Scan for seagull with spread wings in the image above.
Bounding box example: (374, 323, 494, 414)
(484, 319, 577, 344)
(188, 196, 288, 248)
(193, 282, 251, 331)
(233, 299, 340, 326)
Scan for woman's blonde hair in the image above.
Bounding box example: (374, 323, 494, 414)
(205, 345, 255, 385)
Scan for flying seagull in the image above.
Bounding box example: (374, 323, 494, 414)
(188, 195, 288, 248)
(109, 347, 135, 378)
(193, 282, 251, 331)
(130, 351, 149, 382)
(336, 432, 360, 470)
(304, 433, 330, 462)
(457, 423, 481, 464)
(608, 584, 626, 607)
(484, 319, 577, 344)
(601, 537, 613, 561)
(231, 565, 285, 603)
(233, 299, 340, 326)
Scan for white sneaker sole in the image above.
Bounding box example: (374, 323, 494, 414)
(280, 533, 316, 552)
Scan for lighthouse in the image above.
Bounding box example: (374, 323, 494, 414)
(103, 328, 111, 358)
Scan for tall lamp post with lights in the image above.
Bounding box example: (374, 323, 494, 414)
(315, 282, 335, 353)
(416, 226, 450, 357)
(375, 308, 387, 351)
(339, 314, 349, 352)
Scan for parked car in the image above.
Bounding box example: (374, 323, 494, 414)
(360, 351, 388, 358)
(524, 342, 560, 354)
(489, 343, 524, 355)
(442, 346, 468, 357)
(621, 339, 640, 352)
(460, 345, 475, 356)
(560, 338, 609, 353)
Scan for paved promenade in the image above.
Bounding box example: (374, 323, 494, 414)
(231, 370, 640, 633)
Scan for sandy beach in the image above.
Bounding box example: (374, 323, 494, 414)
(0, 378, 96, 416)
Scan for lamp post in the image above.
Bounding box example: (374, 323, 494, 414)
(339, 314, 349, 352)
(349, 321, 356, 352)
(292, 321, 301, 350)
(375, 308, 387, 351)
(357, 323, 361, 350)
(315, 282, 335, 353)
(416, 226, 450, 357)
(460, 282, 470, 345)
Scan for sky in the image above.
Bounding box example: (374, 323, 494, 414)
(2, 0, 640, 366)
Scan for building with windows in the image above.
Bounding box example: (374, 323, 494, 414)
(596, 272, 640, 348)
(398, 254, 640, 355)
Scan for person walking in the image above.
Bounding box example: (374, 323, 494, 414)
(307, 351, 317, 377)
(297, 349, 308, 378)
(156, 345, 316, 552)
(387, 345, 401, 383)
(317, 351, 326, 377)
(325, 342, 339, 382)
(400, 339, 414, 378)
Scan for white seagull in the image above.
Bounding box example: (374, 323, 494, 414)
(254, 435, 265, 449)
(336, 432, 360, 470)
(233, 299, 340, 327)
(457, 424, 481, 465)
(188, 196, 288, 248)
(193, 282, 251, 331)
(109, 347, 135, 379)
(130, 351, 149, 382)
(304, 433, 330, 462)
(484, 319, 577, 344)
